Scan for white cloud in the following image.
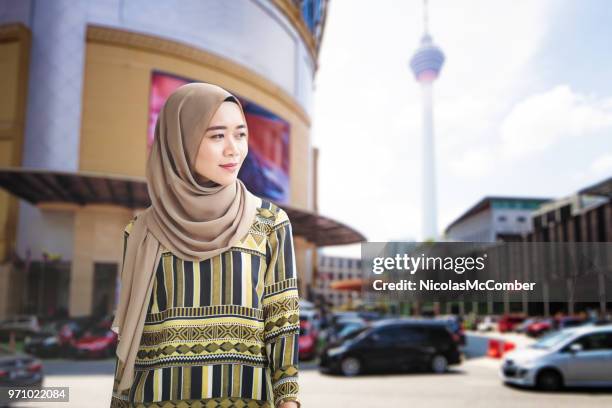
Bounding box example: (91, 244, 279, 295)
(499, 85, 612, 158)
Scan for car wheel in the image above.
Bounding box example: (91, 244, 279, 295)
(340, 356, 361, 376)
(431, 354, 448, 373)
(536, 369, 563, 391)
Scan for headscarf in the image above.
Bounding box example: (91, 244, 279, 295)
(111, 83, 259, 392)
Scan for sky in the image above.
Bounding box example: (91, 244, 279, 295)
(311, 0, 612, 257)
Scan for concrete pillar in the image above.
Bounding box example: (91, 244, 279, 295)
(70, 211, 95, 317)
(22, 0, 87, 171)
(0, 264, 11, 319)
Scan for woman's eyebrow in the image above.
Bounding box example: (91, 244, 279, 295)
(206, 124, 246, 131)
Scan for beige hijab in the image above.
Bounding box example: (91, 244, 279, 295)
(111, 83, 259, 392)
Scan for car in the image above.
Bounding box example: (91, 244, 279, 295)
(70, 327, 118, 359)
(525, 319, 554, 338)
(57, 317, 98, 348)
(501, 325, 612, 390)
(0, 315, 41, 341)
(477, 316, 498, 332)
(24, 321, 67, 358)
(555, 316, 586, 330)
(515, 318, 538, 334)
(0, 345, 43, 388)
(298, 320, 318, 361)
(498, 315, 526, 333)
(319, 318, 461, 376)
(325, 317, 366, 345)
(434, 315, 466, 346)
(299, 310, 320, 360)
(299, 299, 316, 311)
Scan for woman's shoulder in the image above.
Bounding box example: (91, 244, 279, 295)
(256, 199, 289, 229)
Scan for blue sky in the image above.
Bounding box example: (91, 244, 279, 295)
(312, 0, 612, 256)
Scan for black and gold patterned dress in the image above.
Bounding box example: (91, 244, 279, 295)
(110, 200, 300, 408)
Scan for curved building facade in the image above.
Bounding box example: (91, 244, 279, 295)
(0, 0, 357, 319)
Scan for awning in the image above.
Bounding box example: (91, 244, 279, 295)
(329, 278, 365, 291)
(0, 167, 366, 247)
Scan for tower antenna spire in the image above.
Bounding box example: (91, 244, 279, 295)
(423, 0, 429, 35)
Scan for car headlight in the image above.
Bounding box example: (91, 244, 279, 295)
(327, 345, 348, 357)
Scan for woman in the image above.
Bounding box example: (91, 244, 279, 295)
(110, 83, 301, 408)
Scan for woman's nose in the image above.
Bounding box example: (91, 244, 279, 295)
(224, 138, 239, 156)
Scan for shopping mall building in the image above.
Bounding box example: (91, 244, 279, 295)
(0, 0, 364, 319)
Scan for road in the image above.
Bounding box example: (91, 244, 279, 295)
(10, 334, 612, 408)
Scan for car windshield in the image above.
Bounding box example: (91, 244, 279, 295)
(345, 327, 370, 343)
(337, 323, 365, 339)
(530, 330, 575, 349)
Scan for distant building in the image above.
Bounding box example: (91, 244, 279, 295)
(528, 178, 611, 242)
(315, 255, 363, 308)
(523, 177, 612, 316)
(0, 0, 366, 320)
(444, 197, 550, 242)
(441, 178, 612, 317)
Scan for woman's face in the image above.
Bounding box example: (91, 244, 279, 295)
(194, 101, 248, 186)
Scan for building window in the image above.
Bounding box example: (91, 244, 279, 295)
(498, 215, 507, 222)
(517, 216, 526, 223)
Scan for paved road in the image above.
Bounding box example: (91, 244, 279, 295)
(299, 358, 612, 408)
(10, 334, 612, 408)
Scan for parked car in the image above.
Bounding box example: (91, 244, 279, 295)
(498, 315, 526, 333)
(0, 315, 40, 341)
(319, 318, 461, 376)
(0, 345, 43, 388)
(515, 318, 538, 334)
(70, 327, 118, 359)
(330, 311, 383, 324)
(477, 316, 498, 332)
(434, 315, 466, 346)
(325, 317, 367, 346)
(299, 299, 316, 312)
(298, 320, 318, 361)
(501, 325, 612, 390)
(555, 316, 586, 331)
(59, 317, 96, 345)
(24, 320, 68, 358)
(525, 319, 554, 338)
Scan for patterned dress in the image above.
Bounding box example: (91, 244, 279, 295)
(110, 200, 300, 408)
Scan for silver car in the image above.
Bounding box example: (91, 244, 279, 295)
(500, 324, 612, 390)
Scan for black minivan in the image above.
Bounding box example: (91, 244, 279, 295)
(319, 318, 462, 376)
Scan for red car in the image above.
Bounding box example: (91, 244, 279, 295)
(298, 320, 317, 361)
(525, 319, 553, 337)
(71, 328, 118, 359)
(498, 315, 526, 333)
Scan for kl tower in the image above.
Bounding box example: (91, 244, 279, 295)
(410, 0, 445, 241)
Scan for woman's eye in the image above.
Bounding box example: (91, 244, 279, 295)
(238, 132, 247, 138)
(211, 134, 224, 139)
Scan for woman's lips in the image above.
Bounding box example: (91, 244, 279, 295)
(220, 163, 238, 172)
